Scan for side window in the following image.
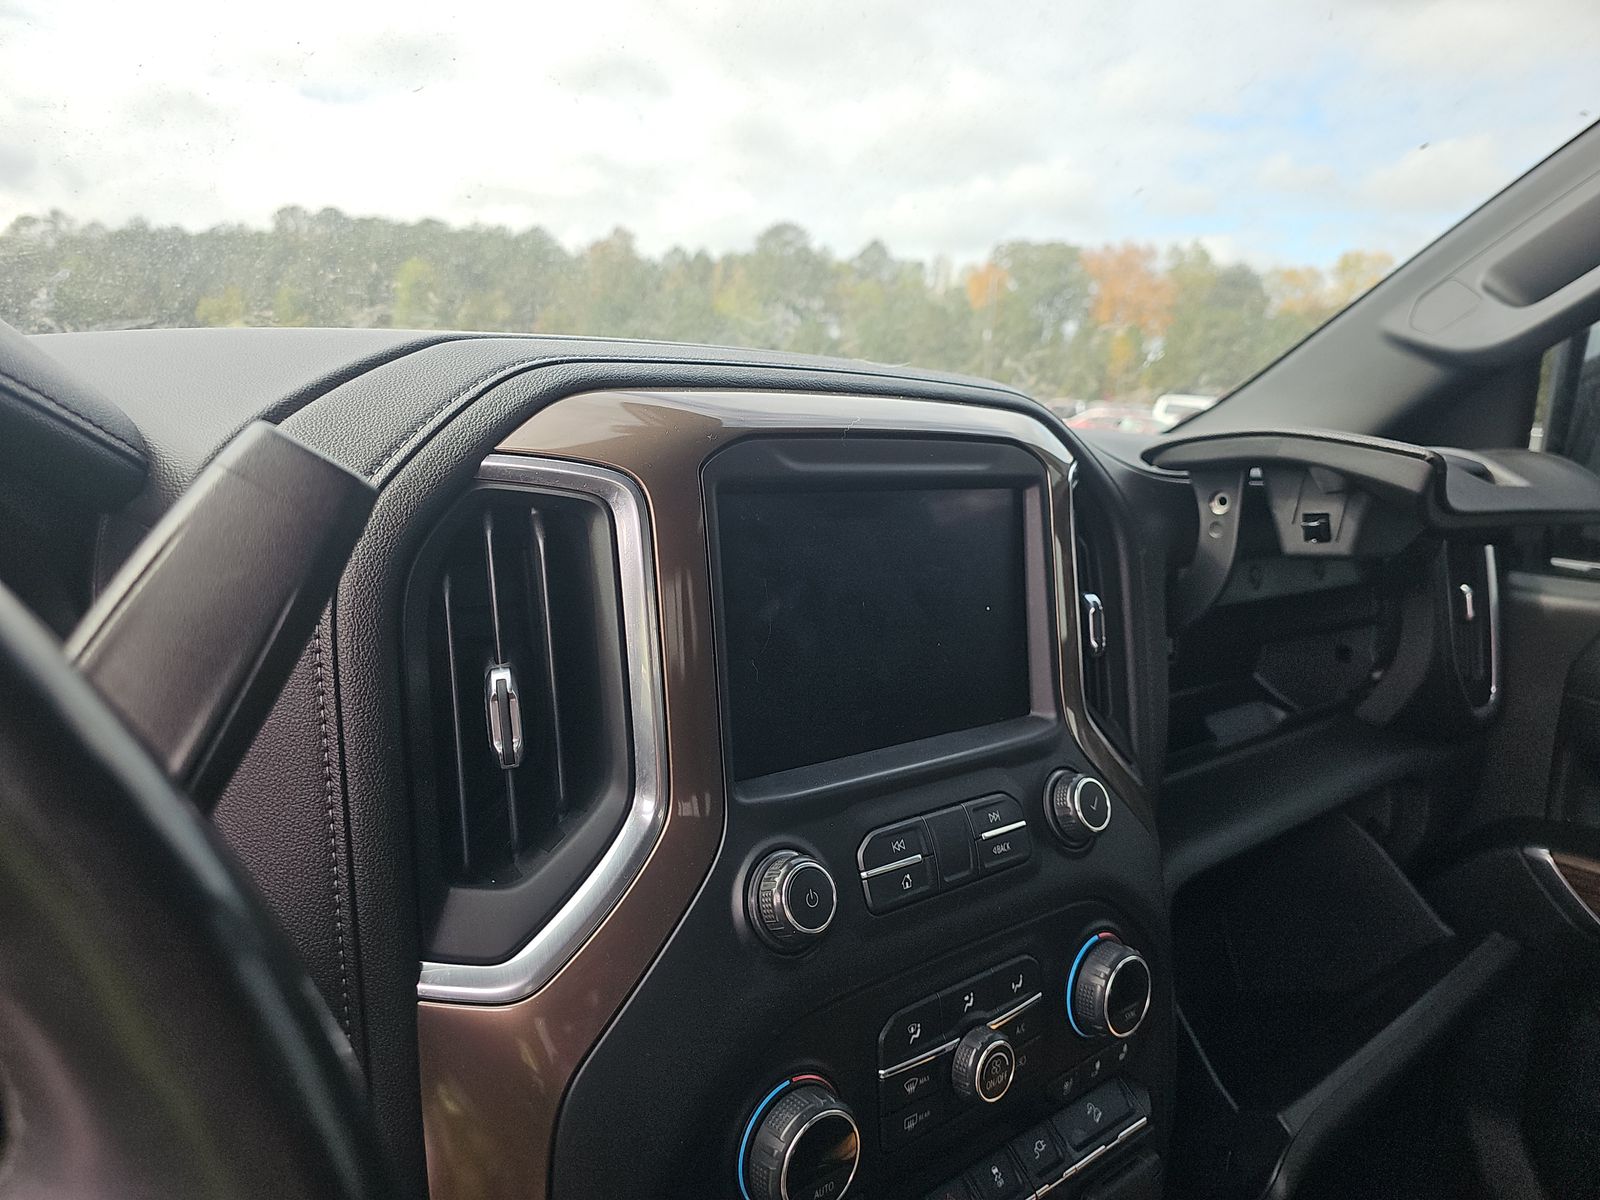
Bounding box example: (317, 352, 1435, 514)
(1535, 325, 1600, 464)
(1535, 325, 1600, 564)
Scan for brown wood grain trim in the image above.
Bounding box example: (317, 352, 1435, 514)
(1551, 851, 1600, 918)
(419, 388, 1127, 1200)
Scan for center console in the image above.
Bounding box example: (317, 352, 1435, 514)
(543, 413, 1171, 1200)
(409, 388, 1173, 1200)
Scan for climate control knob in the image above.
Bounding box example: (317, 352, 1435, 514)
(743, 1083, 860, 1200)
(951, 1025, 1016, 1104)
(1069, 934, 1152, 1039)
(1046, 770, 1113, 849)
(748, 850, 837, 952)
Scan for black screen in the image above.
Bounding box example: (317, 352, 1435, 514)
(719, 486, 1031, 780)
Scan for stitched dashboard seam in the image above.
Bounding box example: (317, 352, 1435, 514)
(0, 364, 145, 464)
(311, 618, 353, 1035)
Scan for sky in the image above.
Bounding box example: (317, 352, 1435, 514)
(2, 0, 1598, 271)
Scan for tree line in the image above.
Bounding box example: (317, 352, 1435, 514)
(0, 207, 1392, 404)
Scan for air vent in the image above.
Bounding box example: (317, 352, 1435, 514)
(1072, 480, 1134, 759)
(405, 476, 634, 963)
(1444, 541, 1498, 714)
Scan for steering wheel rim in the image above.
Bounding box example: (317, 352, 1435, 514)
(0, 580, 399, 1199)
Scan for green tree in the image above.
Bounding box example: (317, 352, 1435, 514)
(392, 257, 439, 328)
(1145, 246, 1273, 395)
(0, 207, 1389, 406)
(195, 284, 249, 326)
(715, 223, 838, 354)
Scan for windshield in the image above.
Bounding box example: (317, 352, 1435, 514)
(3, 2, 1596, 421)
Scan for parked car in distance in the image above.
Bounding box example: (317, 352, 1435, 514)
(1066, 405, 1167, 435)
(1152, 393, 1218, 427)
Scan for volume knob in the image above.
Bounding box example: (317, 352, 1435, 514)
(1046, 770, 1112, 849)
(749, 850, 837, 951)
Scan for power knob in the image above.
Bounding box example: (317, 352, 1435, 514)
(951, 1026, 1016, 1104)
(748, 850, 837, 952)
(741, 1082, 860, 1200)
(1045, 770, 1112, 849)
(1068, 933, 1152, 1039)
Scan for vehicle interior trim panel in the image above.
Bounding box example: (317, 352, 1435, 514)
(416, 455, 667, 1004)
(416, 386, 1132, 1200)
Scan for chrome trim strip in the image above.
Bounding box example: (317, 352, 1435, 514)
(1033, 1114, 1149, 1198)
(972, 1037, 1016, 1103)
(774, 855, 836, 936)
(878, 1038, 961, 1080)
(1526, 846, 1600, 930)
(988, 992, 1044, 1030)
(879, 991, 1044, 1079)
(1473, 544, 1502, 721)
(417, 455, 668, 1004)
(859, 853, 925, 880)
(1064, 461, 1137, 778)
(1071, 775, 1112, 834)
(778, 1106, 860, 1200)
(1102, 953, 1153, 1038)
(1550, 555, 1600, 576)
(979, 819, 1028, 841)
(1113, 1115, 1149, 1145)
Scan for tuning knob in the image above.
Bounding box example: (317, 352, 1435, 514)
(951, 1026, 1016, 1104)
(1068, 935, 1152, 1039)
(1046, 770, 1112, 849)
(742, 1083, 861, 1200)
(748, 850, 837, 952)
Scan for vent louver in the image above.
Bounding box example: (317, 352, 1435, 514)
(1444, 541, 1497, 713)
(1072, 482, 1135, 759)
(406, 481, 633, 963)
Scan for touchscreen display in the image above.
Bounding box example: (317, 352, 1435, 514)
(718, 486, 1031, 780)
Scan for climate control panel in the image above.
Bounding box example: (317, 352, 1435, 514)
(878, 956, 1043, 1149)
(735, 924, 1158, 1200)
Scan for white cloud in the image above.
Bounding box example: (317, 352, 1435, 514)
(861, 158, 1105, 258)
(0, 0, 1598, 271)
(1257, 154, 1341, 196)
(1360, 136, 1509, 213)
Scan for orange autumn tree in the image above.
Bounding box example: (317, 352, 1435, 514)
(1328, 249, 1395, 307)
(1264, 265, 1327, 318)
(964, 260, 1012, 311)
(963, 260, 1014, 373)
(1081, 242, 1174, 398)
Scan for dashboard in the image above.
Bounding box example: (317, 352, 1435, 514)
(24, 326, 1593, 1200)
